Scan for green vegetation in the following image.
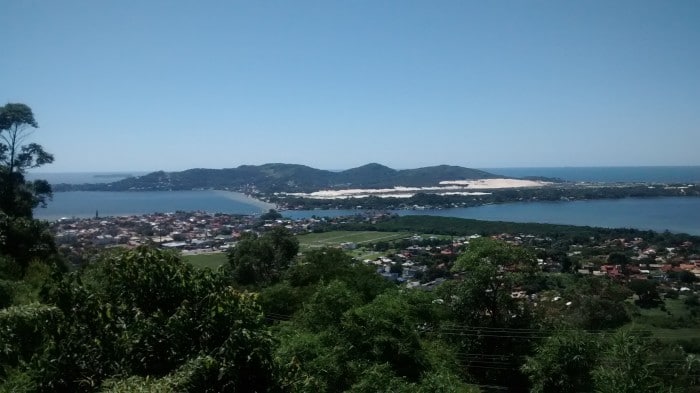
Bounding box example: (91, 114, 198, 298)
(2, 247, 277, 392)
(3, 104, 700, 392)
(1, 103, 63, 306)
(4, 229, 700, 391)
(339, 214, 700, 246)
(297, 230, 410, 249)
(225, 227, 300, 287)
(55, 163, 502, 193)
(272, 184, 700, 210)
(0, 103, 54, 218)
(182, 252, 228, 270)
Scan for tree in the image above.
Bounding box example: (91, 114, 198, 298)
(5, 246, 278, 392)
(0, 103, 54, 218)
(565, 294, 631, 330)
(0, 212, 57, 276)
(295, 280, 362, 332)
(607, 252, 629, 266)
(449, 238, 537, 324)
(628, 279, 662, 308)
(443, 238, 539, 391)
(227, 227, 299, 287)
(592, 330, 677, 393)
(559, 276, 632, 330)
(259, 209, 282, 221)
(286, 247, 354, 287)
(525, 329, 699, 393)
(522, 330, 600, 393)
(677, 270, 698, 284)
(453, 237, 538, 275)
(275, 288, 466, 392)
(607, 251, 630, 274)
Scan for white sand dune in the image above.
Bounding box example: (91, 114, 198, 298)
(283, 179, 548, 199)
(439, 179, 550, 188)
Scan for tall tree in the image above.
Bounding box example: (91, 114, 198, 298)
(227, 227, 299, 287)
(443, 238, 539, 392)
(0, 103, 54, 218)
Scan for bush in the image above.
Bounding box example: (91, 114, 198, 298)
(676, 338, 700, 354)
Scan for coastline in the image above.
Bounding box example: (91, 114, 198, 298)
(281, 178, 549, 199)
(33, 191, 700, 235)
(214, 190, 277, 210)
(34, 190, 274, 221)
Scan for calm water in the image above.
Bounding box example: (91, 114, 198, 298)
(35, 192, 700, 235)
(31, 167, 700, 235)
(482, 166, 700, 183)
(34, 191, 271, 221)
(27, 172, 150, 184)
(401, 198, 700, 235)
(270, 198, 700, 235)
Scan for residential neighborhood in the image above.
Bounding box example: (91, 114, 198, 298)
(50, 212, 700, 299)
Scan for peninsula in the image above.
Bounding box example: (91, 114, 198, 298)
(53, 163, 526, 193)
(51, 163, 699, 211)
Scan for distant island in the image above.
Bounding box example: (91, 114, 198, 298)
(51, 163, 700, 210)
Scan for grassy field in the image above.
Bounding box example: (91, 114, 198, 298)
(297, 231, 410, 249)
(628, 297, 700, 345)
(183, 252, 228, 270)
(183, 231, 410, 269)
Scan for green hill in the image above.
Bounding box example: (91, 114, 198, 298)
(53, 163, 505, 193)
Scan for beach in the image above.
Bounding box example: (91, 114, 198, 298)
(284, 178, 549, 199)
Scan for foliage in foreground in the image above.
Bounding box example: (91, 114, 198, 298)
(1, 247, 277, 392)
(2, 235, 700, 392)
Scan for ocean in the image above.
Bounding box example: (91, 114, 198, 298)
(482, 166, 700, 183)
(29, 167, 700, 235)
(29, 166, 700, 185)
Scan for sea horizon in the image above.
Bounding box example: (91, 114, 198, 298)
(27, 165, 700, 185)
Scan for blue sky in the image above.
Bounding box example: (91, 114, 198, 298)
(2, 0, 699, 172)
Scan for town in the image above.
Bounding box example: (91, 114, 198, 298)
(50, 210, 700, 297)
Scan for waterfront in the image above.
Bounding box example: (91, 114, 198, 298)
(283, 197, 700, 235)
(35, 191, 700, 235)
(34, 190, 274, 221)
(31, 168, 700, 235)
(402, 197, 700, 235)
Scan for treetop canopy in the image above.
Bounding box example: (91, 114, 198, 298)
(0, 103, 38, 130)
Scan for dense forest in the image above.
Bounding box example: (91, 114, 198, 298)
(3, 104, 700, 392)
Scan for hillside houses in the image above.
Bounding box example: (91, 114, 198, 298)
(50, 212, 323, 262)
(50, 213, 700, 297)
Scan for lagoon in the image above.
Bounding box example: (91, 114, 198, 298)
(285, 197, 700, 235)
(35, 192, 700, 235)
(407, 197, 700, 235)
(34, 190, 273, 221)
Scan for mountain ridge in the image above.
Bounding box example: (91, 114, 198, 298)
(53, 163, 507, 193)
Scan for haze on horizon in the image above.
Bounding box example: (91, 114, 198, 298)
(2, 1, 699, 173)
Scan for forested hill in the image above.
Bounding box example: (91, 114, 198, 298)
(53, 163, 505, 193)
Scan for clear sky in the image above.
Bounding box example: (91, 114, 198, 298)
(2, 0, 699, 172)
